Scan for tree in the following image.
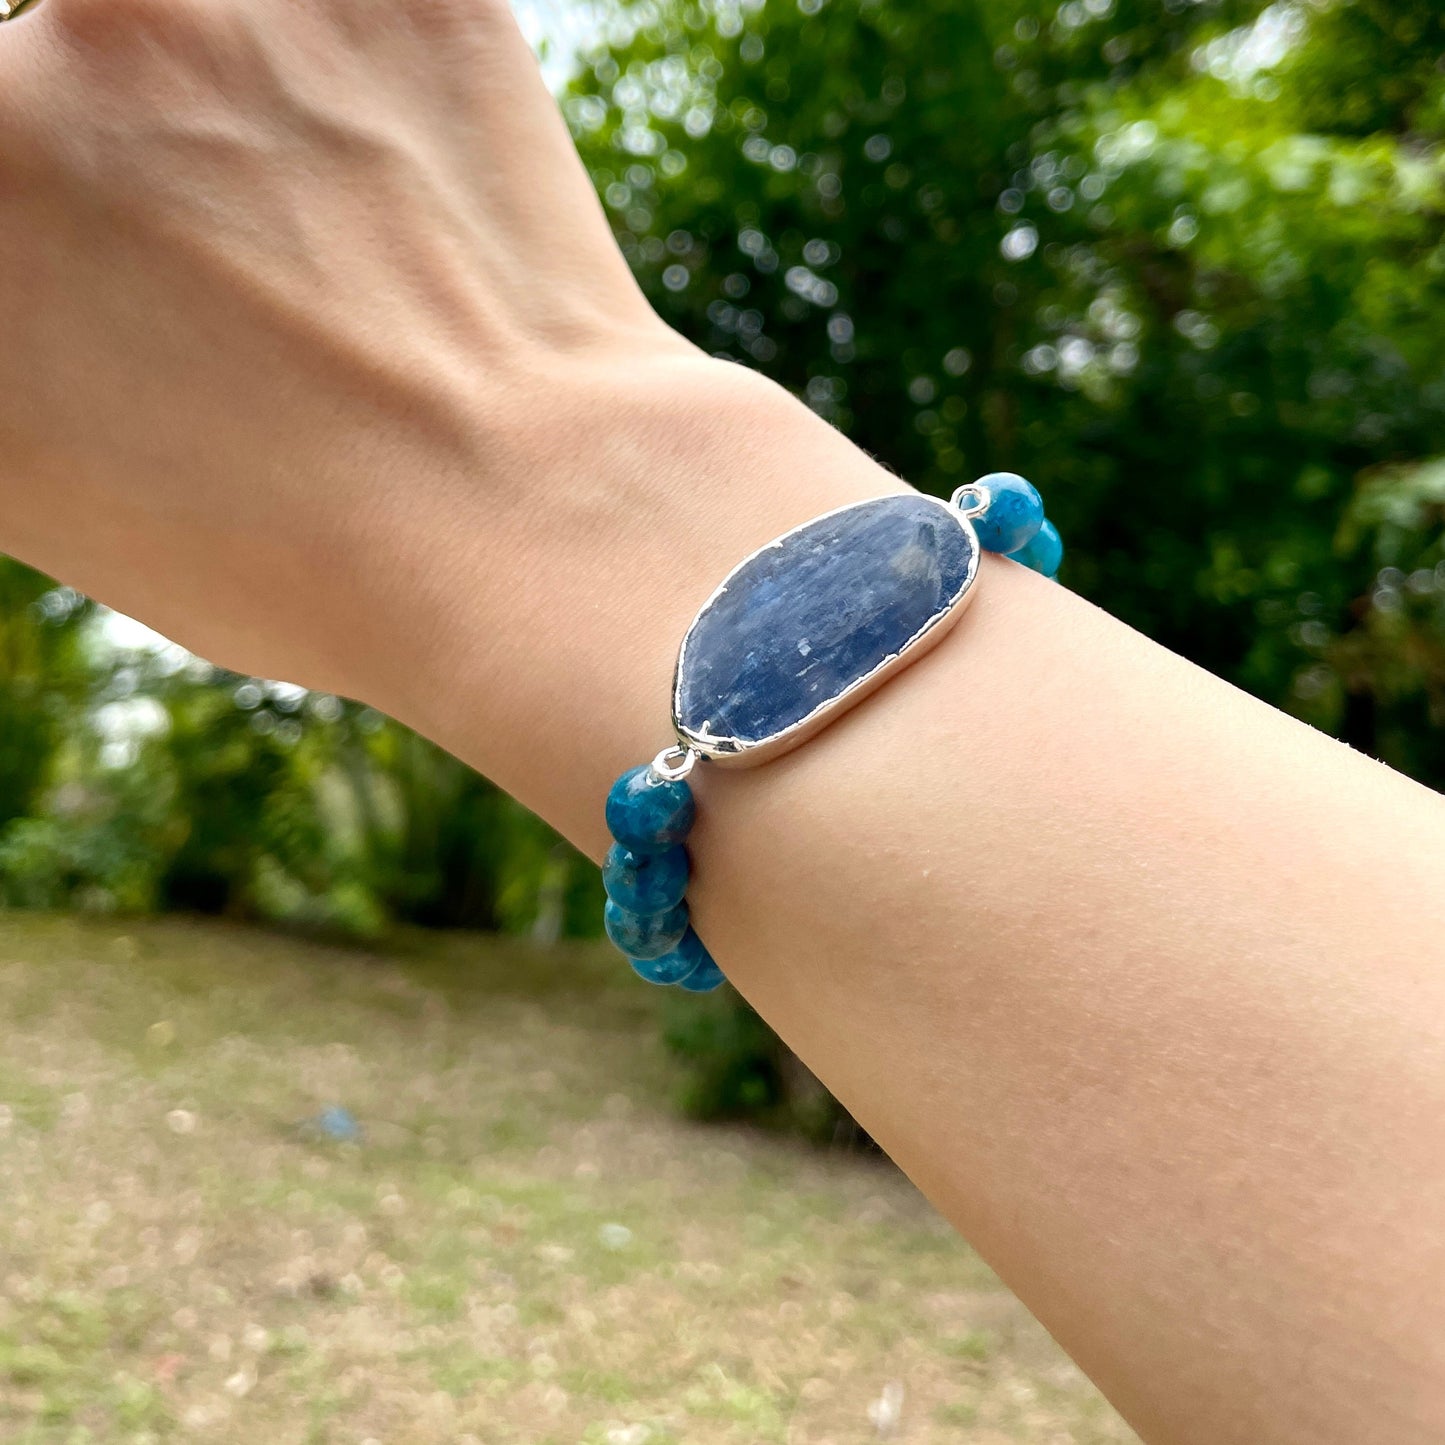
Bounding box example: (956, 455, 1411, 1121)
(0, 563, 91, 826)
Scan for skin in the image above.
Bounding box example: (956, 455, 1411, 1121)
(2, 2, 1443, 1440)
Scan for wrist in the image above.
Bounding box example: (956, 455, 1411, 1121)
(353, 346, 907, 849)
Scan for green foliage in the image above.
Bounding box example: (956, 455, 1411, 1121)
(663, 984, 783, 1118)
(0, 566, 90, 827)
(566, 0, 1444, 1122)
(332, 718, 600, 936)
(663, 984, 867, 1139)
(0, 638, 600, 938)
(0, 816, 144, 912)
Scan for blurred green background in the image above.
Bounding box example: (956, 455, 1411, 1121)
(1, 0, 1442, 1126)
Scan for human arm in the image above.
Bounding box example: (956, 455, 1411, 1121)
(1, 2, 1443, 1440)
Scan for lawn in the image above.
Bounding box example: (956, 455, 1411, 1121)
(0, 915, 1136, 1444)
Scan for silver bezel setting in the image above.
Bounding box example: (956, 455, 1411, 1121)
(670, 492, 981, 768)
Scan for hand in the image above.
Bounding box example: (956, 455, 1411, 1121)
(0, 0, 727, 704)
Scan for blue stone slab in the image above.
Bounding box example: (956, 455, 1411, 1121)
(673, 494, 978, 762)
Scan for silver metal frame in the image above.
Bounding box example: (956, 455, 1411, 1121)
(670, 492, 982, 768)
(650, 743, 699, 782)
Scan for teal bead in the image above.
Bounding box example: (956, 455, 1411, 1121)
(605, 765, 696, 851)
(628, 927, 713, 986)
(603, 843, 689, 914)
(676, 944, 726, 993)
(971, 472, 1044, 555)
(604, 898, 689, 960)
(1013, 518, 1063, 579)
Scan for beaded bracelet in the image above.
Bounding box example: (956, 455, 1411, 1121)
(602, 472, 1063, 994)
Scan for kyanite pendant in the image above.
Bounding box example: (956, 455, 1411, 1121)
(672, 493, 980, 765)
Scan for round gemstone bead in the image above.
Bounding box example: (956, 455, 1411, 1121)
(603, 843, 689, 915)
(629, 927, 714, 986)
(676, 945, 726, 993)
(970, 472, 1044, 556)
(1013, 517, 1063, 579)
(604, 898, 689, 960)
(605, 765, 696, 851)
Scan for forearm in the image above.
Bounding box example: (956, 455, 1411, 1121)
(378, 359, 1445, 1445)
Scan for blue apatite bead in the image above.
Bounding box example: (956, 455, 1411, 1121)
(676, 942, 726, 994)
(971, 472, 1044, 556)
(1013, 518, 1063, 579)
(603, 843, 689, 915)
(604, 898, 689, 960)
(605, 765, 696, 851)
(629, 927, 714, 986)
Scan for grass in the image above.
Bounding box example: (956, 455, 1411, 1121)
(0, 915, 1136, 1444)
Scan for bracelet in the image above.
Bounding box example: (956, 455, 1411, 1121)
(601, 472, 1063, 994)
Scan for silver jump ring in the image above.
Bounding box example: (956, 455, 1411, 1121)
(651, 744, 700, 782)
(949, 482, 992, 520)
